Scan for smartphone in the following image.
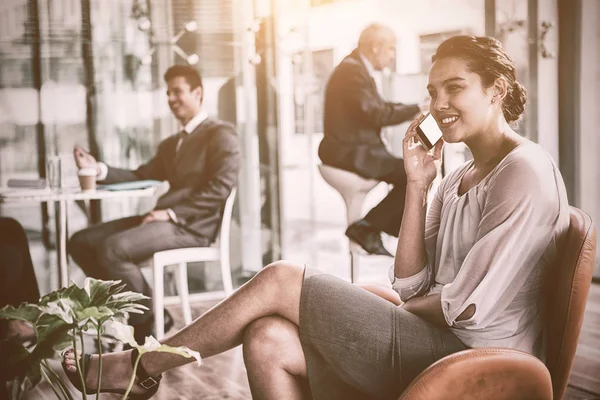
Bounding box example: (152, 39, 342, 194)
(416, 113, 443, 150)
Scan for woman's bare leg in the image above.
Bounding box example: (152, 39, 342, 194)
(64, 261, 306, 392)
(243, 316, 308, 400)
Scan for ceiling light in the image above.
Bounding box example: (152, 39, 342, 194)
(186, 53, 199, 65)
(184, 21, 197, 32)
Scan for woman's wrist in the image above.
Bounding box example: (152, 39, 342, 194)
(406, 180, 432, 192)
(406, 182, 431, 203)
(406, 182, 431, 208)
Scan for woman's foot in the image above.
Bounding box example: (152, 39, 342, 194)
(62, 349, 151, 396)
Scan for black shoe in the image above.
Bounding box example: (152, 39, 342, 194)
(345, 221, 393, 257)
(131, 309, 174, 344)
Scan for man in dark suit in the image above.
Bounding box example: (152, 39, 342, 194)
(68, 65, 240, 340)
(319, 23, 424, 256)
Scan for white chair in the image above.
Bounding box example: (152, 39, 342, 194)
(317, 165, 379, 282)
(150, 188, 237, 339)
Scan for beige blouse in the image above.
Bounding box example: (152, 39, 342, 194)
(390, 143, 570, 357)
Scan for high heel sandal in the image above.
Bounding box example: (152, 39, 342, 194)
(62, 348, 162, 399)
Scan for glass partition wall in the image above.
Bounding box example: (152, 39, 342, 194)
(0, 1, 43, 232)
(274, 0, 568, 283)
(276, 0, 488, 282)
(578, 0, 600, 280)
(0, 0, 90, 290)
(560, 0, 600, 280)
(0, 0, 279, 294)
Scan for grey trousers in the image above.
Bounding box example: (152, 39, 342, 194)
(68, 216, 208, 323)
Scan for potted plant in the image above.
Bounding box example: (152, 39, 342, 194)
(0, 278, 200, 399)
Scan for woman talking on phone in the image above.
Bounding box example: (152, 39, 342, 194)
(62, 35, 569, 400)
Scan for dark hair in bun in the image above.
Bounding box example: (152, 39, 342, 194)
(432, 35, 526, 123)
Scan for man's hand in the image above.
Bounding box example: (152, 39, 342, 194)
(73, 145, 98, 172)
(141, 210, 171, 224)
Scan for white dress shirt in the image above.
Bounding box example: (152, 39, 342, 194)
(358, 52, 382, 94)
(175, 109, 208, 152)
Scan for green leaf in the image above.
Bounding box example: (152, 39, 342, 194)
(75, 306, 115, 322)
(104, 320, 138, 348)
(137, 337, 202, 366)
(30, 318, 73, 360)
(114, 305, 148, 316)
(52, 333, 75, 353)
(107, 291, 149, 304)
(0, 278, 153, 396)
(63, 284, 92, 309)
(0, 303, 42, 325)
(86, 278, 125, 307)
(40, 299, 76, 324)
(37, 284, 74, 305)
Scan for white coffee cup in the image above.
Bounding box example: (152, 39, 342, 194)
(78, 167, 97, 191)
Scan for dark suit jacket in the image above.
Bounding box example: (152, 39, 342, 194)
(101, 117, 240, 241)
(318, 49, 420, 179)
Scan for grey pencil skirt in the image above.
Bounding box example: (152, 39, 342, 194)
(298, 267, 468, 400)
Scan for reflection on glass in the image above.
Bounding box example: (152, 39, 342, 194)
(0, 1, 43, 231)
(495, 0, 530, 139)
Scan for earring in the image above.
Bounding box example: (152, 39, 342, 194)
(491, 98, 496, 104)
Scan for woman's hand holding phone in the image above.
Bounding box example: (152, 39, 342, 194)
(403, 115, 444, 189)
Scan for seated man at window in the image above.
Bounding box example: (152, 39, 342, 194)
(319, 23, 425, 256)
(68, 65, 240, 342)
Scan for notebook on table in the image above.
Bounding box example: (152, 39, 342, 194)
(7, 179, 47, 189)
(97, 180, 162, 191)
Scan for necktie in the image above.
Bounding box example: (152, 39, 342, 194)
(175, 130, 187, 153)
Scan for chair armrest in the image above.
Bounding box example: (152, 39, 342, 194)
(398, 348, 552, 400)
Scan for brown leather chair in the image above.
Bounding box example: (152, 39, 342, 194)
(398, 206, 597, 400)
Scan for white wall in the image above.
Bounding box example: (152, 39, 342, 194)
(304, 0, 485, 68)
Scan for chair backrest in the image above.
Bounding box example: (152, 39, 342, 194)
(545, 206, 596, 399)
(217, 187, 236, 255)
